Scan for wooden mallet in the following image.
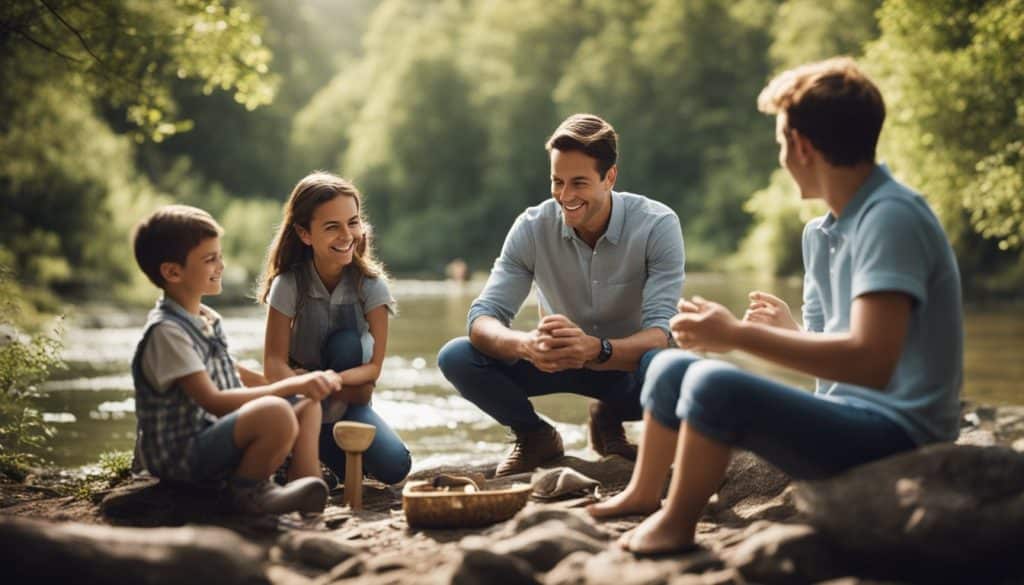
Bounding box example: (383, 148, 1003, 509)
(332, 421, 376, 510)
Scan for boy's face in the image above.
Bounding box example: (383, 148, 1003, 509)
(550, 148, 616, 235)
(165, 236, 224, 297)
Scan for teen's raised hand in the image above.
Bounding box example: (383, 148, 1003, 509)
(670, 296, 739, 353)
(743, 291, 799, 330)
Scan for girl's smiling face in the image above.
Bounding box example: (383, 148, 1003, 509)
(296, 195, 363, 273)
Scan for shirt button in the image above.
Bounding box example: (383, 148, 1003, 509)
(593, 280, 598, 284)
(829, 247, 836, 253)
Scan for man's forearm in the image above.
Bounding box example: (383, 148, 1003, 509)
(588, 327, 669, 371)
(469, 315, 528, 362)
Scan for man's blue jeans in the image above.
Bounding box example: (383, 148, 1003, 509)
(642, 349, 917, 479)
(437, 336, 660, 432)
(319, 329, 411, 485)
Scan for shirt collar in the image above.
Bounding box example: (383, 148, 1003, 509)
(306, 259, 330, 299)
(820, 163, 891, 233)
(158, 296, 220, 335)
(559, 190, 624, 245)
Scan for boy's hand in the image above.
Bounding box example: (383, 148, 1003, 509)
(285, 370, 341, 401)
(743, 291, 799, 331)
(671, 296, 739, 353)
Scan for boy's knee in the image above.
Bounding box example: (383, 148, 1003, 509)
(437, 337, 474, 379)
(244, 395, 299, 442)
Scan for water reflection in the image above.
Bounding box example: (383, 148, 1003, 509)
(40, 275, 1024, 468)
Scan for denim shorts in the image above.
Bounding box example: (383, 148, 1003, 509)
(189, 410, 243, 482)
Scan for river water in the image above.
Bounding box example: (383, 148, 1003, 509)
(39, 275, 1024, 470)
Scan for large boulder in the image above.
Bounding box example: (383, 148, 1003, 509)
(794, 444, 1024, 582)
(0, 516, 267, 585)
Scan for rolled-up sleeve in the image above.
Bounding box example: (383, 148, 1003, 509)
(641, 214, 685, 337)
(467, 214, 536, 332)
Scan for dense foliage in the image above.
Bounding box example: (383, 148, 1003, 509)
(2, 0, 1022, 304)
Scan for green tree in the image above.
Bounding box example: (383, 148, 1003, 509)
(865, 0, 1024, 291)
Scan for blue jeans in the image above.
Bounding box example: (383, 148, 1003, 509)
(437, 336, 660, 432)
(318, 329, 411, 485)
(642, 349, 916, 479)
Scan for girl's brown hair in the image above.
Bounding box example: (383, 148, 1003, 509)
(258, 171, 385, 304)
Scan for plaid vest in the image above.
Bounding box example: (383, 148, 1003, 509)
(131, 299, 241, 481)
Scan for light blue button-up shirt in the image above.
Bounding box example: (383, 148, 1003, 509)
(468, 191, 685, 343)
(801, 164, 963, 444)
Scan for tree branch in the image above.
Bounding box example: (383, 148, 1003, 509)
(37, 0, 105, 66)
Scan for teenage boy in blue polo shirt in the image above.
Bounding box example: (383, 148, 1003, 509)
(588, 58, 963, 555)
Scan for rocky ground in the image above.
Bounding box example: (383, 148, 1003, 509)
(2, 402, 1023, 585)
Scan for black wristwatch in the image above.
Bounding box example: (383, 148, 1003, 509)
(595, 337, 613, 364)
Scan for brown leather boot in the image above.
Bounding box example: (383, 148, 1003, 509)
(494, 424, 564, 477)
(588, 401, 638, 461)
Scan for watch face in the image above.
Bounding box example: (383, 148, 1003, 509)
(599, 338, 612, 363)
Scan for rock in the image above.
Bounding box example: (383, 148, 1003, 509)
(312, 557, 366, 584)
(447, 548, 540, 585)
(99, 477, 226, 526)
(509, 509, 609, 542)
(545, 551, 591, 585)
(488, 520, 606, 572)
(715, 451, 792, 512)
(547, 544, 722, 585)
(0, 516, 267, 585)
(277, 532, 361, 570)
(956, 428, 997, 447)
(728, 524, 845, 584)
(795, 444, 1024, 582)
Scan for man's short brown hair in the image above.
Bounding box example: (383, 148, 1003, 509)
(132, 205, 223, 288)
(758, 57, 885, 166)
(545, 113, 618, 179)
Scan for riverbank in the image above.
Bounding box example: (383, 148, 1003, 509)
(2, 402, 1023, 584)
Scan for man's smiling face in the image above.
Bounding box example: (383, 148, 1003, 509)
(550, 148, 615, 237)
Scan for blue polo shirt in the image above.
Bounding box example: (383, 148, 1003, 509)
(802, 164, 963, 445)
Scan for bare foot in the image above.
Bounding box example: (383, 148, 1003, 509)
(587, 489, 661, 519)
(621, 509, 696, 556)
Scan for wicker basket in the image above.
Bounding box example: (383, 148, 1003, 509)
(402, 480, 532, 529)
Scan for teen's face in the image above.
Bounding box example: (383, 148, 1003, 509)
(177, 236, 224, 296)
(550, 149, 615, 234)
(298, 195, 363, 269)
(777, 113, 815, 200)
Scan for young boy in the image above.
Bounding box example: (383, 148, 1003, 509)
(588, 57, 963, 555)
(131, 205, 341, 514)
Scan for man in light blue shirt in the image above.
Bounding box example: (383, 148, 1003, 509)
(438, 114, 685, 477)
(588, 58, 963, 556)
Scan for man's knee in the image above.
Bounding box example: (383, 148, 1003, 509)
(370, 446, 411, 485)
(678, 360, 744, 421)
(437, 336, 477, 381)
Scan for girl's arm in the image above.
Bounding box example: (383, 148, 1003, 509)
(236, 363, 269, 386)
(335, 305, 388, 394)
(264, 306, 299, 382)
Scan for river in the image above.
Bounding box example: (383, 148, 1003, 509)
(39, 274, 1024, 470)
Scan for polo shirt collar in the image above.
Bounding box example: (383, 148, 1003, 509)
(305, 259, 330, 299)
(560, 190, 624, 245)
(820, 164, 891, 233)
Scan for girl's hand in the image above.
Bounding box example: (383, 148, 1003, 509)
(671, 296, 740, 353)
(283, 370, 341, 401)
(743, 291, 800, 331)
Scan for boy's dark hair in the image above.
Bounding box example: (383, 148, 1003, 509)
(132, 205, 223, 288)
(758, 57, 885, 166)
(545, 113, 618, 179)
